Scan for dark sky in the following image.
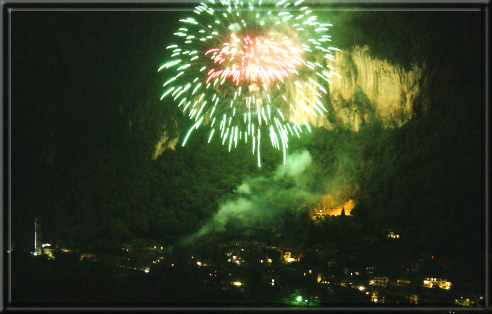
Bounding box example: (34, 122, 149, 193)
(11, 11, 183, 242)
(12, 11, 177, 159)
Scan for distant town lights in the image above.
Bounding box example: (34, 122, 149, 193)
(423, 278, 452, 289)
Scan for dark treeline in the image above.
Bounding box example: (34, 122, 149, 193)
(11, 9, 483, 297)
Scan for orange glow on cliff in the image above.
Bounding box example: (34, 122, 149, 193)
(311, 198, 356, 220)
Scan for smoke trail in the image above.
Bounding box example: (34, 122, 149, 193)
(180, 150, 319, 244)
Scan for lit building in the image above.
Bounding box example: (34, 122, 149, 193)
(282, 251, 299, 263)
(423, 278, 452, 290)
(369, 277, 388, 288)
(41, 243, 54, 259)
(339, 279, 353, 287)
(231, 281, 243, 288)
(387, 231, 400, 239)
(407, 294, 419, 305)
(454, 297, 470, 306)
(226, 253, 244, 265)
(150, 245, 164, 251)
(319, 278, 331, 285)
(396, 279, 411, 286)
(370, 292, 379, 303)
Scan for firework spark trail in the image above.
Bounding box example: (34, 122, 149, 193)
(205, 36, 305, 85)
(159, 0, 339, 167)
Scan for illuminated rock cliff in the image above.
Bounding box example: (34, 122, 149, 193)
(292, 46, 427, 131)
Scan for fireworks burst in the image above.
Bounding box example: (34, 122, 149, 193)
(159, 0, 340, 167)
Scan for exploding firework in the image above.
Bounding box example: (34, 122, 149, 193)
(159, 0, 340, 167)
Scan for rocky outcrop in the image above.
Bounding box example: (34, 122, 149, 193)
(293, 46, 426, 130)
(153, 129, 179, 160)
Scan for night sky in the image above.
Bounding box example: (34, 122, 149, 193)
(12, 10, 182, 242)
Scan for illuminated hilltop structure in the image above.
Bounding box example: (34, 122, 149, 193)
(423, 278, 452, 290)
(310, 199, 356, 220)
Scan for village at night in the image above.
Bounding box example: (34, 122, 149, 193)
(4, 0, 488, 310)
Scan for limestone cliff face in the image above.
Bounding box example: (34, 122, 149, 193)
(294, 46, 426, 130)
